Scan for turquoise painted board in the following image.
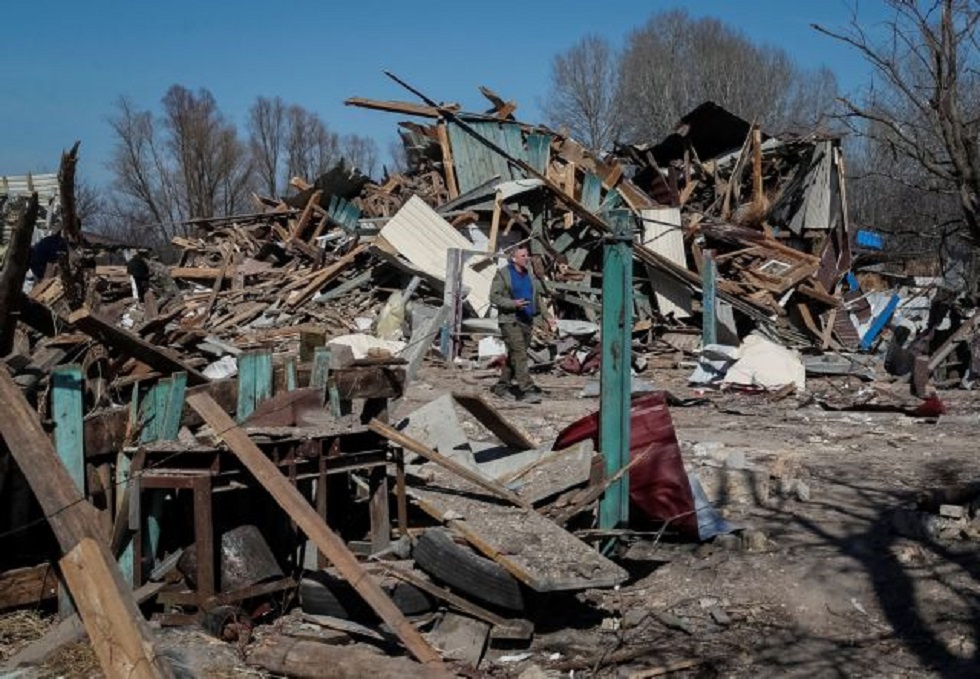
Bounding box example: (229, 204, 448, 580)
(599, 190, 626, 218)
(51, 366, 85, 492)
(581, 173, 602, 212)
(328, 195, 361, 231)
(599, 210, 633, 532)
(526, 133, 552, 174)
(237, 350, 273, 421)
(311, 347, 331, 389)
(160, 373, 187, 440)
(52, 365, 84, 616)
(448, 121, 530, 194)
(702, 254, 718, 346)
(285, 358, 297, 392)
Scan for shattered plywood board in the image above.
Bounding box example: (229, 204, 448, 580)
(408, 464, 628, 592)
(378, 196, 495, 316)
(400, 393, 474, 467)
(452, 392, 537, 450)
(507, 440, 595, 505)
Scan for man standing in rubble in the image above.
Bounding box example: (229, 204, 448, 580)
(490, 245, 555, 403)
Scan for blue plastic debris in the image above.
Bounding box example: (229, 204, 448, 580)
(856, 230, 884, 250)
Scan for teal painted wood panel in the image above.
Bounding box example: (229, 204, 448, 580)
(599, 190, 626, 218)
(599, 210, 633, 531)
(51, 365, 85, 492)
(285, 358, 297, 391)
(328, 195, 361, 231)
(237, 350, 273, 421)
(526, 133, 552, 174)
(52, 365, 84, 616)
(581, 173, 602, 212)
(448, 121, 530, 194)
(311, 347, 331, 388)
(160, 373, 187, 440)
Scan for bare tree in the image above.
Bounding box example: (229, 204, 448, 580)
(107, 86, 252, 241)
(386, 137, 409, 176)
(248, 95, 286, 196)
(285, 105, 340, 183)
(107, 96, 181, 241)
(542, 34, 623, 153)
(340, 133, 379, 178)
(614, 9, 839, 143)
(814, 0, 980, 258)
(161, 85, 252, 220)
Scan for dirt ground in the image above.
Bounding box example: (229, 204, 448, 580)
(408, 362, 980, 678)
(3, 361, 979, 678)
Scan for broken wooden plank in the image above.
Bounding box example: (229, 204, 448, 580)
(368, 419, 532, 510)
(344, 96, 460, 118)
(68, 307, 208, 385)
(436, 122, 459, 199)
(286, 243, 367, 309)
(185, 392, 443, 667)
(929, 313, 980, 372)
(451, 392, 537, 451)
(0, 564, 59, 611)
(60, 539, 169, 678)
(247, 635, 451, 679)
(0, 370, 172, 678)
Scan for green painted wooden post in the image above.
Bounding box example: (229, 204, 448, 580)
(702, 250, 717, 346)
(285, 357, 298, 391)
(311, 347, 332, 388)
(599, 210, 633, 532)
(140, 373, 187, 568)
(117, 385, 140, 586)
(52, 365, 84, 616)
(52, 366, 85, 490)
(237, 350, 273, 421)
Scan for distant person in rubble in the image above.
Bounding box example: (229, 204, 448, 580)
(125, 248, 151, 302)
(489, 245, 556, 403)
(29, 229, 68, 280)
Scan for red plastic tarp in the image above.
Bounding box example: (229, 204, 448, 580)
(553, 391, 698, 538)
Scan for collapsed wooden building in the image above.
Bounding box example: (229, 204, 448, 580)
(2, 84, 963, 675)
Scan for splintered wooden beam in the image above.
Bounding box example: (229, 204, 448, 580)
(344, 97, 459, 118)
(68, 307, 208, 385)
(286, 243, 367, 308)
(0, 371, 172, 679)
(0, 192, 38, 355)
(185, 391, 443, 667)
(367, 419, 532, 510)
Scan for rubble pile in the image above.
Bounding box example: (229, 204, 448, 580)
(0, 82, 978, 677)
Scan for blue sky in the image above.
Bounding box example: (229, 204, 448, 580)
(0, 0, 888, 187)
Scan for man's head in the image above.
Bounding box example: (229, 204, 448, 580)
(510, 246, 530, 272)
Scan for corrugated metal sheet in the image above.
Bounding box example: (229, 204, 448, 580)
(448, 122, 531, 194)
(788, 141, 836, 234)
(0, 173, 60, 200)
(641, 207, 693, 319)
(378, 195, 496, 316)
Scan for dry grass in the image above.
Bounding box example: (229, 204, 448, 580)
(39, 640, 100, 678)
(0, 609, 53, 661)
